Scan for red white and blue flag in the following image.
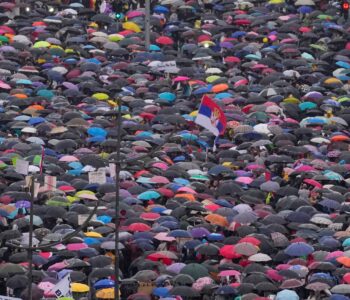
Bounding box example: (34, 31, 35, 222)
(195, 95, 226, 136)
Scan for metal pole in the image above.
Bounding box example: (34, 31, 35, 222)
(28, 176, 35, 300)
(145, 0, 151, 50)
(114, 98, 122, 300)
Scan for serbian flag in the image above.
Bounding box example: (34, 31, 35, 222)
(195, 95, 226, 136)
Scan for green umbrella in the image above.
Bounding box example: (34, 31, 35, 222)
(180, 263, 209, 280)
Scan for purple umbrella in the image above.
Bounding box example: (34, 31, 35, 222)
(15, 200, 31, 209)
(190, 227, 210, 238)
(166, 263, 186, 274)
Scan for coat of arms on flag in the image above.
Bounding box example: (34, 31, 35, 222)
(195, 95, 227, 137)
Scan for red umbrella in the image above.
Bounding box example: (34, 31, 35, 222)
(343, 273, 350, 283)
(146, 252, 175, 265)
(140, 212, 161, 221)
(127, 223, 151, 232)
(234, 19, 251, 25)
(156, 36, 174, 45)
(219, 245, 242, 259)
(157, 188, 174, 198)
(303, 178, 322, 189)
(238, 236, 261, 246)
(197, 34, 211, 43)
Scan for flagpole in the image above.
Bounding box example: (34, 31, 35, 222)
(28, 175, 35, 300)
(114, 97, 122, 300)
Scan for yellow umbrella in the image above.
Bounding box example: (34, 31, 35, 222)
(108, 34, 124, 42)
(122, 22, 141, 33)
(71, 283, 90, 293)
(283, 96, 300, 104)
(206, 75, 221, 83)
(92, 93, 109, 101)
(199, 40, 215, 47)
(324, 77, 342, 85)
(189, 110, 198, 117)
(269, 0, 284, 3)
(33, 41, 51, 48)
(75, 190, 98, 201)
(96, 288, 118, 299)
(85, 231, 103, 238)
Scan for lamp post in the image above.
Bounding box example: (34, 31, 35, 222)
(113, 97, 122, 300)
(145, 0, 151, 50)
(27, 176, 36, 300)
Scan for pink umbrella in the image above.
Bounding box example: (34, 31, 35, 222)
(235, 177, 253, 185)
(150, 176, 170, 184)
(192, 277, 213, 291)
(38, 281, 55, 292)
(152, 162, 168, 170)
(0, 81, 11, 89)
(218, 270, 241, 277)
(326, 251, 344, 260)
(251, 64, 268, 70)
(48, 261, 68, 271)
(154, 232, 176, 242)
(276, 264, 291, 270)
(59, 155, 79, 162)
(173, 76, 190, 82)
(246, 164, 265, 171)
(295, 165, 315, 172)
(66, 243, 88, 251)
(177, 186, 197, 194)
(234, 79, 248, 87)
(126, 11, 145, 18)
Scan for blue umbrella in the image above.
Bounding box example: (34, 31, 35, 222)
(153, 287, 170, 297)
(160, 221, 179, 229)
(153, 5, 169, 14)
(137, 190, 161, 200)
(168, 230, 192, 238)
(16, 79, 32, 85)
(232, 31, 246, 38)
(215, 92, 232, 99)
(159, 92, 176, 102)
(276, 290, 299, 300)
(84, 237, 101, 245)
(94, 279, 114, 290)
(207, 233, 224, 241)
(297, 5, 314, 14)
(28, 117, 46, 125)
(149, 44, 161, 51)
(193, 85, 212, 95)
(284, 242, 314, 257)
(87, 127, 107, 137)
(336, 61, 350, 69)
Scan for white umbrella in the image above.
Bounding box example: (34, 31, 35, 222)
(295, 0, 315, 5)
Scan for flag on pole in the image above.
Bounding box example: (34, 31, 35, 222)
(44, 175, 57, 191)
(195, 95, 226, 137)
(50, 274, 72, 298)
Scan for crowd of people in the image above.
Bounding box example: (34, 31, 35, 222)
(0, 0, 349, 299)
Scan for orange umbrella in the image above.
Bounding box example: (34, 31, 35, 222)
(337, 256, 350, 267)
(331, 135, 350, 142)
(28, 105, 45, 110)
(174, 193, 196, 201)
(211, 83, 229, 93)
(205, 214, 229, 227)
(12, 93, 27, 99)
